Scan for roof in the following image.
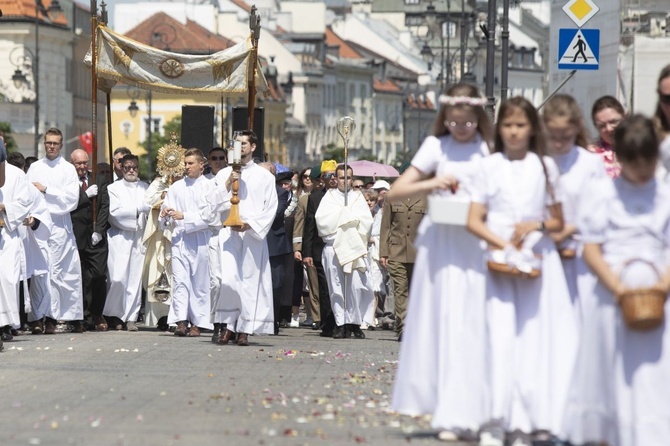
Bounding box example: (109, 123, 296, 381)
(0, 0, 68, 26)
(125, 12, 235, 53)
(229, 0, 252, 13)
(325, 26, 362, 59)
(405, 93, 435, 111)
(373, 78, 401, 93)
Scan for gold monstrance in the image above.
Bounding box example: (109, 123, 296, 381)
(156, 133, 185, 186)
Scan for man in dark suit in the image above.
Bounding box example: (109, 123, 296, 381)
(260, 164, 293, 334)
(70, 149, 110, 332)
(302, 160, 338, 337)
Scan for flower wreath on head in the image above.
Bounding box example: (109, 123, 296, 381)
(438, 95, 488, 107)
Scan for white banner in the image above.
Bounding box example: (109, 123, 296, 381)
(85, 25, 268, 96)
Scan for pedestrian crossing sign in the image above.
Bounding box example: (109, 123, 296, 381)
(558, 28, 599, 70)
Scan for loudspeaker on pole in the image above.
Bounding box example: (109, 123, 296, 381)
(181, 105, 215, 152)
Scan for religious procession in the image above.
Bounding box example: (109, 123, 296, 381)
(2, 2, 670, 445)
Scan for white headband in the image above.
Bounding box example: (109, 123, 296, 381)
(438, 95, 487, 107)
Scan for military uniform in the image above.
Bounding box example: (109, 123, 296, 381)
(379, 196, 427, 337)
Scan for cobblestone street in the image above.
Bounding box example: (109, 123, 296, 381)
(0, 326, 460, 446)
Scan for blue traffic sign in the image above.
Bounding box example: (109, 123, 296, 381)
(558, 28, 600, 70)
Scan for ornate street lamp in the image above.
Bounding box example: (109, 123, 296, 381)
(32, 0, 63, 156)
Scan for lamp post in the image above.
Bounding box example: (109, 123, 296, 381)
(33, 0, 62, 157)
(127, 86, 154, 177)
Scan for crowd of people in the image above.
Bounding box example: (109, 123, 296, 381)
(0, 127, 410, 351)
(1, 64, 669, 446)
(391, 65, 670, 446)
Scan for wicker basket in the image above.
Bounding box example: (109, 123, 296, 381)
(486, 260, 541, 279)
(559, 248, 576, 259)
(619, 288, 666, 330)
(618, 259, 667, 331)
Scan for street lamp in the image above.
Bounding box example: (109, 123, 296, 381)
(33, 0, 63, 157)
(126, 86, 154, 177)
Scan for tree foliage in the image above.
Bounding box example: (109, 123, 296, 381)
(138, 115, 182, 180)
(0, 122, 19, 153)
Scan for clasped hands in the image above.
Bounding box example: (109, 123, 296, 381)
(160, 207, 184, 220)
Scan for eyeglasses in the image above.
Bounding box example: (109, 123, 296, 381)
(659, 93, 670, 104)
(44, 141, 62, 147)
(123, 165, 139, 172)
(209, 156, 226, 161)
(445, 121, 477, 129)
(594, 118, 622, 131)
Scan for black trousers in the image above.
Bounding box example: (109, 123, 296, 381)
(314, 260, 335, 332)
(79, 241, 108, 317)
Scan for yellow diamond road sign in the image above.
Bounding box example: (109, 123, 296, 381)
(562, 0, 600, 27)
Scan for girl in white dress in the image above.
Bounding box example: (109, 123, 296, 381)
(541, 95, 606, 319)
(564, 114, 670, 446)
(467, 97, 578, 446)
(389, 83, 493, 442)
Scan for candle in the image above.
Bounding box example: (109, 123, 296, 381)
(233, 140, 242, 162)
(227, 148, 234, 165)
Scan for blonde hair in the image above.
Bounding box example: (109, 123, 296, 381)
(541, 94, 591, 148)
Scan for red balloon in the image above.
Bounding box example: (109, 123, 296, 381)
(78, 131, 93, 154)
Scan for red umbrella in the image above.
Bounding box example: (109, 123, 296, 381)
(348, 160, 399, 178)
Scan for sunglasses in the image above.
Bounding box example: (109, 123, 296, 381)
(322, 173, 335, 179)
(123, 165, 139, 172)
(210, 156, 226, 161)
(302, 174, 312, 179)
(659, 93, 670, 105)
(353, 185, 364, 189)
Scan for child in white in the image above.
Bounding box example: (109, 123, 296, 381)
(467, 97, 577, 445)
(564, 115, 670, 446)
(390, 83, 493, 441)
(542, 94, 606, 320)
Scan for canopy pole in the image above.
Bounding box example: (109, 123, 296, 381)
(247, 6, 261, 130)
(90, 0, 100, 223)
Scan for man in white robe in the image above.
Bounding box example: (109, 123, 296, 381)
(201, 130, 278, 346)
(26, 127, 82, 334)
(103, 154, 149, 331)
(0, 163, 33, 344)
(315, 164, 374, 339)
(160, 148, 214, 337)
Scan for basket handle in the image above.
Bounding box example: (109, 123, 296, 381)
(615, 257, 664, 302)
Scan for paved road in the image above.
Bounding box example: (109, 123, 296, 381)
(0, 326, 451, 446)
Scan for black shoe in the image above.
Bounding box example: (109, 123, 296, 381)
(157, 316, 169, 331)
(1, 326, 13, 342)
(319, 330, 333, 337)
(211, 323, 221, 343)
(349, 325, 365, 339)
(332, 325, 347, 339)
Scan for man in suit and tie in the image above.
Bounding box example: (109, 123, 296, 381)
(70, 149, 110, 332)
(379, 194, 427, 341)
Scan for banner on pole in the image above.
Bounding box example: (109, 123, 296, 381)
(84, 25, 268, 95)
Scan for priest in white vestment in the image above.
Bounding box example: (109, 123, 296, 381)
(315, 164, 375, 339)
(0, 164, 33, 338)
(103, 154, 149, 331)
(26, 128, 82, 333)
(160, 149, 214, 336)
(201, 131, 278, 346)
